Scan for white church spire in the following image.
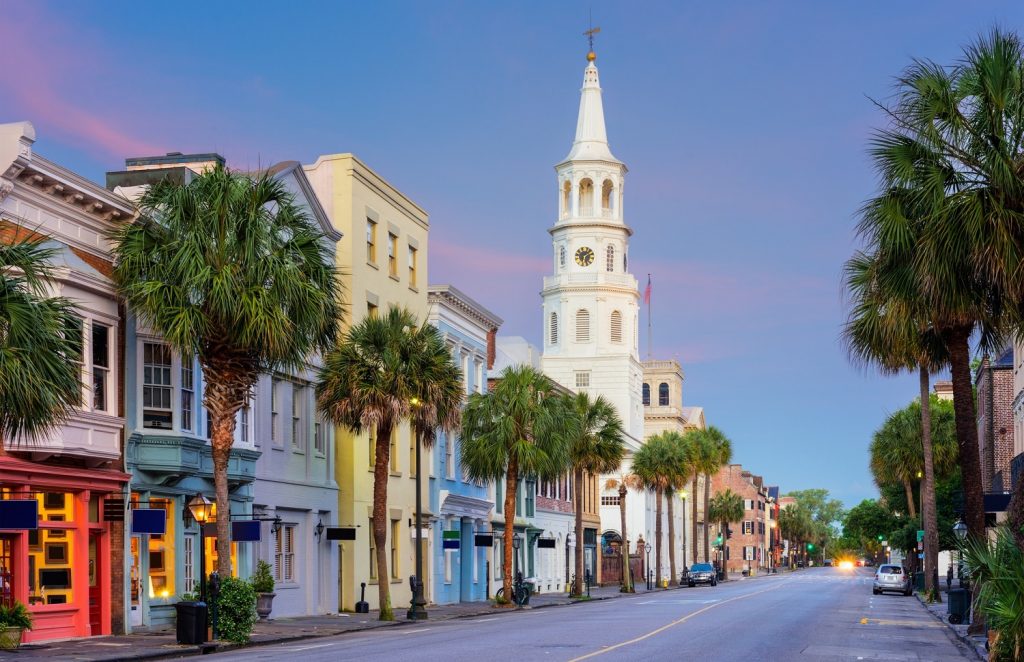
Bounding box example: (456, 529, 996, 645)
(565, 51, 619, 164)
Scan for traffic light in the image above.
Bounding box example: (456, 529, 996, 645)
(877, 535, 883, 541)
(807, 543, 814, 551)
(715, 534, 723, 546)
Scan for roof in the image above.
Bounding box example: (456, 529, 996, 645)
(560, 58, 621, 165)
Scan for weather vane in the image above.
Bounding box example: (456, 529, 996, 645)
(584, 11, 600, 55)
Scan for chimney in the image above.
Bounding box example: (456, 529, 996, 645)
(486, 328, 497, 370)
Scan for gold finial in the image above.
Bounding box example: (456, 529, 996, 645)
(584, 22, 600, 61)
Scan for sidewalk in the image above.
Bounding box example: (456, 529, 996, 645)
(0, 582, 672, 661)
(916, 588, 988, 661)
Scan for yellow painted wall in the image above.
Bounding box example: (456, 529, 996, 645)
(305, 154, 429, 611)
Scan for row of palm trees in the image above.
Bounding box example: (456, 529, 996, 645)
(843, 29, 1024, 607)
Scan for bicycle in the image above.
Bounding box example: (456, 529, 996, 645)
(495, 572, 530, 606)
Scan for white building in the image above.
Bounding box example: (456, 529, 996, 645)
(539, 49, 661, 572)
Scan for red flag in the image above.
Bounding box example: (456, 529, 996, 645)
(643, 274, 651, 305)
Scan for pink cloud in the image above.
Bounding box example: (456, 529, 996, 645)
(0, 4, 165, 159)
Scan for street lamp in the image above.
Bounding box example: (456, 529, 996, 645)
(187, 494, 213, 604)
(644, 542, 652, 590)
(512, 532, 522, 578)
(680, 492, 687, 582)
(953, 518, 968, 588)
(407, 397, 428, 621)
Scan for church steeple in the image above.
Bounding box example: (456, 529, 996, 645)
(564, 53, 619, 164)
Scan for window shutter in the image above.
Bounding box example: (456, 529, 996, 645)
(550, 312, 558, 345)
(576, 310, 591, 343)
(610, 311, 622, 343)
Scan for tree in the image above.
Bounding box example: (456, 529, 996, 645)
(460, 365, 570, 602)
(863, 29, 1024, 546)
(666, 432, 695, 585)
(777, 504, 812, 566)
(0, 232, 83, 446)
(632, 432, 688, 588)
(317, 307, 454, 620)
(842, 499, 899, 554)
(564, 392, 624, 597)
(707, 488, 744, 580)
(689, 426, 732, 564)
(113, 165, 340, 580)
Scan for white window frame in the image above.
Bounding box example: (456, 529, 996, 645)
(271, 378, 281, 445)
(90, 321, 112, 413)
(445, 435, 455, 480)
(575, 371, 590, 389)
(274, 524, 296, 584)
(292, 383, 305, 451)
(141, 341, 174, 430)
(181, 360, 194, 432)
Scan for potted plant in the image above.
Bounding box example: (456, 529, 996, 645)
(250, 560, 276, 620)
(0, 600, 33, 649)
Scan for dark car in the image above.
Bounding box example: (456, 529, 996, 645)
(687, 563, 718, 587)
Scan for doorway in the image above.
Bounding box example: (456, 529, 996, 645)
(88, 531, 102, 635)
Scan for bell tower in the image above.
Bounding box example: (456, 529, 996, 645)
(541, 47, 644, 445)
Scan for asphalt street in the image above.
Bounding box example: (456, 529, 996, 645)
(213, 568, 976, 661)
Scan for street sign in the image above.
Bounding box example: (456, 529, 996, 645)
(474, 534, 493, 547)
(917, 530, 924, 542)
(443, 530, 460, 549)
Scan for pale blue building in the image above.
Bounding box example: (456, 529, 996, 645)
(426, 286, 502, 604)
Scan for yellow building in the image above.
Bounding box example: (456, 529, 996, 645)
(304, 154, 429, 612)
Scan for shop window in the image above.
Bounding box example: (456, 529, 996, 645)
(183, 535, 195, 594)
(204, 536, 238, 578)
(274, 525, 295, 583)
(142, 343, 173, 429)
(29, 492, 75, 607)
(91, 322, 110, 412)
(147, 498, 175, 601)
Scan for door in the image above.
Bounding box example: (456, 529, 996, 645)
(129, 536, 142, 626)
(0, 536, 13, 607)
(88, 531, 102, 635)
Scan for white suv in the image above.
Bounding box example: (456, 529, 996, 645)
(872, 564, 912, 596)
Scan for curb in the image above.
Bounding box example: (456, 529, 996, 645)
(914, 593, 987, 661)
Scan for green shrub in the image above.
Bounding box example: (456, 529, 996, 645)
(962, 526, 1024, 661)
(214, 577, 257, 643)
(0, 601, 33, 630)
(250, 560, 275, 594)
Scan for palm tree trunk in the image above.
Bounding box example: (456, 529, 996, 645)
(919, 365, 940, 602)
(573, 469, 585, 597)
(667, 491, 677, 586)
(619, 483, 632, 592)
(372, 421, 394, 620)
(210, 436, 232, 578)
(502, 460, 518, 602)
(691, 476, 699, 564)
(703, 474, 711, 563)
(903, 480, 917, 519)
(945, 326, 986, 538)
(654, 487, 663, 587)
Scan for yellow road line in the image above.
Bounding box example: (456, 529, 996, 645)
(569, 581, 791, 661)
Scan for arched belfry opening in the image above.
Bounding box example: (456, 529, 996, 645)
(601, 179, 614, 217)
(562, 180, 571, 218)
(578, 178, 594, 217)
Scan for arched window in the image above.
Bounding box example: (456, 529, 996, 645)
(658, 382, 669, 406)
(559, 246, 566, 268)
(550, 312, 558, 345)
(606, 245, 615, 272)
(578, 179, 594, 216)
(601, 179, 614, 215)
(642, 383, 650, 406)
(575, 309, 591, 343)
(610, 310, 622, 343)
(562, 181, 571, 218)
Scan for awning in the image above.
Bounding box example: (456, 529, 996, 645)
(0, 455, 129, 492)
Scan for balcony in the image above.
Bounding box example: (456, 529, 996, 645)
(128, 434, 259, 486)
(561, 207, 616, 221)
(12, 410, 124, 465)
(543, 272, 638, 292)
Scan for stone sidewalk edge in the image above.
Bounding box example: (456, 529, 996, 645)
(914, 593, 987, 661)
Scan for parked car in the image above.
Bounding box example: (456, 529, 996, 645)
(872, 564, 912, 596)
(823, 559, 833, 567)
(687, 563, 718, 587)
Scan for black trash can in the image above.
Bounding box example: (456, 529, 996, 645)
(947, 588, 970, 625)
(914, 571, 925, 591)
(175, 601, 208, 645)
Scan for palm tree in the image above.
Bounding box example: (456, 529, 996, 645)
(632, 434, 673, 588)
(863, 30, 1024, 544)
(564, 392, 624, 597)
(112, 165, 341, 579)
(707, 488, 744, 580)
(777, 503, 812, 567)
(0, 233, 82, 445)
(317, 307, 441, 620)
(604, 471, 642, 593)
(690, 426, 732, 563)
(667, 432, 695, 586)
(460, 365, 570, 602)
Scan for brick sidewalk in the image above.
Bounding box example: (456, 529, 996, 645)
(0, 583, 669, 661)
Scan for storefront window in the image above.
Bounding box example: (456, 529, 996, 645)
(204, 536, 238, 578)
(147, 498, 175, 601)
(29, 492, 75, 607)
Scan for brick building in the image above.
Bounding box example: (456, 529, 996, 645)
(711, 464, 771, 575)
(976, 347, 1015, 492)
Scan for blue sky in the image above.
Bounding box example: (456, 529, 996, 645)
(3, 1, 1021, 509)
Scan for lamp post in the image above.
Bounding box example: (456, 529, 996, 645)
(408, 398, 428, 621)
(187, 494, 213, 604)
(644, 542, 652, 590)
(953, 518, 968, 588)
(512, 531, 522, 578)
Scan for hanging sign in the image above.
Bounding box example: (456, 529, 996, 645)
(232, 520, 261, 542)
(326, 527, 357, 541)
(474, 534, 493, 547)
(0, 500, 38, 530)
(443, 530, 460, 549)
(537, 538, 557, 549)
(131, 508, 166, 535)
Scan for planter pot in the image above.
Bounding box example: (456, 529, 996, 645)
(0, 626, 24, 650)
(256, 592, 276, 620)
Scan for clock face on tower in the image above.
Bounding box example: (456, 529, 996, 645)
(574, 246, 595, 267)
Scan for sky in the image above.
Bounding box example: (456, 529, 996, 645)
(3, 1, 1021, 510)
